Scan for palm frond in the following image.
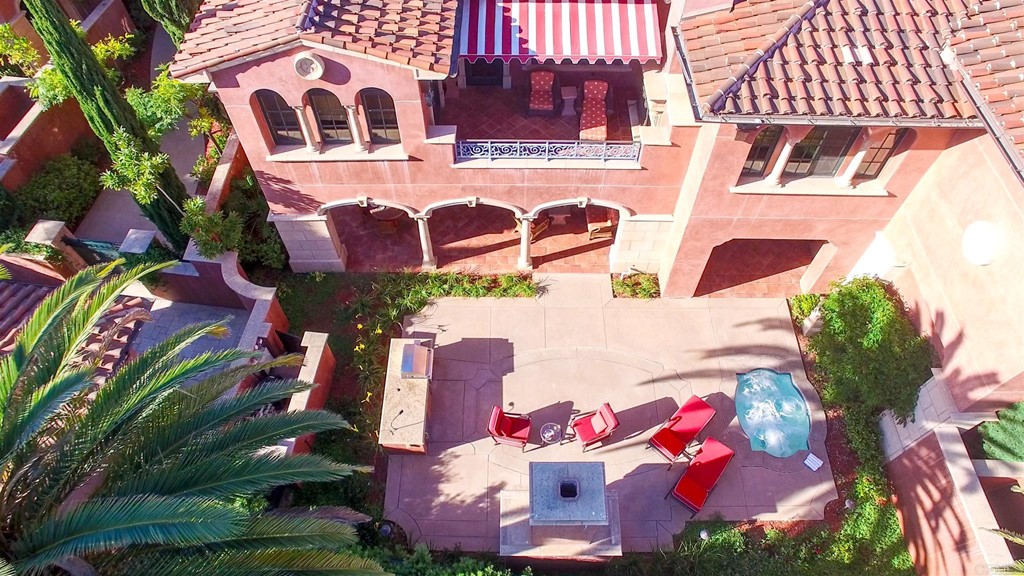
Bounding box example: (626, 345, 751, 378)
(108, 548, 386, 576)
(184, 410, 352, 459)
(271, 506, 371, 525)
(13, 495, 242, 572)
(110, 454, 366, 500)
(190, 515, 359, 551)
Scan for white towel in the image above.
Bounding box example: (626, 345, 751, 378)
(804, 453, 823, 471)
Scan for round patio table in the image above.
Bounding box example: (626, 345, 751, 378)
(540, 423, 563, 445)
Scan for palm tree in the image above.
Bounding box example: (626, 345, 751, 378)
(993, 529, 1024, 574)
(0, 261, 386, 575)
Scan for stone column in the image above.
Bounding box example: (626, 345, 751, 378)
(292, 106, 319, 152)
(764, 125, 812, 187)
(834, 128, 893, 188)
(517, 217, 533, 270)
(345, 105, 368, 152)
(415, 216, 436, 269)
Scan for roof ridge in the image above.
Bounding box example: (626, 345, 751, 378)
(702, 0, 829, 114)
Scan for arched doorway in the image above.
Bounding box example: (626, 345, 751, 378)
(426, 203, 521, 272)
(527, 201, 628, 273)
(322, 200, 421, 271)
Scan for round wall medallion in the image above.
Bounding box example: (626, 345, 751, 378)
(293, 52, 325, 80)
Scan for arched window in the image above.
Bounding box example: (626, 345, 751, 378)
(360, 88, 400, 144)
(255, 90, 303, 146)
(855, 128, 909, 178)
(740, 126, 783, 177)
(308, 89, 352, 144)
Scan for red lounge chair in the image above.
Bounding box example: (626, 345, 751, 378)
(667, 437, 735, 516)
(579, 79, 609, 141)
(488, 406, 532, 451)
(568, 403, 620, 451)
(648, 395, 717, 467)
(527, 70, 562, 116)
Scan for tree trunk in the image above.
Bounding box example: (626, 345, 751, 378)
(22, 0, 189, 252)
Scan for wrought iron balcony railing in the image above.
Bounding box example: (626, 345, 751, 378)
(456, 139, 641, 162)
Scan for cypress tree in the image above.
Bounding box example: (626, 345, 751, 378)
(22, 0, 188, 251)
(141, 0, 198, 46)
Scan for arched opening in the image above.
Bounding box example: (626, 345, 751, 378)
(693, 238, 829, 297)
(323, 201, 420, 271)
(529, 204, 620, 272)
(358, 88, 400, 144)
(307, 88, 352, 145)
(428, 203, 521, 272)
(253, 90, 302, 146)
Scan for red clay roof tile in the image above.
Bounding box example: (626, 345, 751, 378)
(680, 0, 981, 122)
(170, 0, 456, 78)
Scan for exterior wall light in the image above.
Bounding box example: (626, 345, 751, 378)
(961, 221, 1002, 266)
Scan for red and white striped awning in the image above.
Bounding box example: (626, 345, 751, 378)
(458, 0, 663, 64)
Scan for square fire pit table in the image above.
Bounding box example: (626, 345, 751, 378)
(529, 462, 608, 526)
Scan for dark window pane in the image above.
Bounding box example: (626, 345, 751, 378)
(784, 127, 859, 177)
(309, 89, 351, 144)
(741, 126, 783, 177)
(855, 128, 908, 178)
(361, 89, 401, 144)
(256, 90, 303, 146)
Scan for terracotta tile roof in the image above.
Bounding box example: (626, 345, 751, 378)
(947, 0, 1024, 159)
(679, 0, 979, 122)
(0, 281, 151, 382)
(170, 0, 458, 78)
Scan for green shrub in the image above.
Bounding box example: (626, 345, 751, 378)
(0, 185, 19, 230)
(119, 242, 178, 288)
(808, 277, 933, 424)
(16, 154, 101, 227)
(0, 227, 58, 260)
(369, 545, 531, 576)
(981, 402, 1024, 461)
(789, 293, 821, 324)
(191, 151, 220, 186)
(180, 197, 243, 258)
(611, 273, 660, 298)
(222, 170, 287, 269)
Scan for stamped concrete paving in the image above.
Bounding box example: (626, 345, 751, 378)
(385, 274, 837, 553)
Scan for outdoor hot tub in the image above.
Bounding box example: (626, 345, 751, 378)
(735, 368, 810, 458)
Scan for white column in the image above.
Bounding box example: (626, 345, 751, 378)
(345, 105, 368, 152)
(834, 135, 873, 188)
(763, 137, 797, 187)
(292, 106, 319, 152)
(518, 217, 533, 270)
(416, 216, 436, 269)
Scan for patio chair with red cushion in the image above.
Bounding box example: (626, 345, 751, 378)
(667, 437, 735, 516)
(648, 395, 717, 468)
(487, 405, 532, 451)
(567, 402, 620, 451)
(527, 70, 562, 116)
(578, 79, 610, 141)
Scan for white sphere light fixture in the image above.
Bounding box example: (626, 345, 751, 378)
(961, 221, 1001, 267)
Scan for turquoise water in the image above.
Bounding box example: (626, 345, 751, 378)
(735, 369, 810, 458)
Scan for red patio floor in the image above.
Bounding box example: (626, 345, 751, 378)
(439, 86, 634, 141)
(329, 205, 611, 274)
(694, 239, 826, 298)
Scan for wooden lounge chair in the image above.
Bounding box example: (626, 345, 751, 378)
(667, 437, 735, 516)
(579, 79, 610, 141)
(568, 402, 620, 451)
(648, 395, 717, 468)
(487, 405, 532, 451)
(527, 70, 562, 116)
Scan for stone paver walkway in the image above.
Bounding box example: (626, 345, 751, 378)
(385, 274, 837, 554)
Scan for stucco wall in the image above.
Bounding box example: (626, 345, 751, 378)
(660, 123, 969, 297)
(210, 46, 695, 220)
(883, 131, 1024, 413)
(0, 99, 92, 191)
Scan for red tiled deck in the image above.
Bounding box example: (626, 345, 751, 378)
(439, 86, 634, 142)
(329, 204, 612, 274)
(694, 239, 826, 298)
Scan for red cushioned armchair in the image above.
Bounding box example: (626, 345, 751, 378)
(526, 70, 563, 116)
(568, 402, 620, 451)
(648, 395, 717, 468)
(578, 79, 610, 141)
(667, 437, 735, 517)
(487, 406, 532, 451)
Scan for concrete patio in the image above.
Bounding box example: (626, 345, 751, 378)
(385, 274, 837, 554)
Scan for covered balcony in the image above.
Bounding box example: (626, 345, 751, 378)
(429, 0, 665, 165)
